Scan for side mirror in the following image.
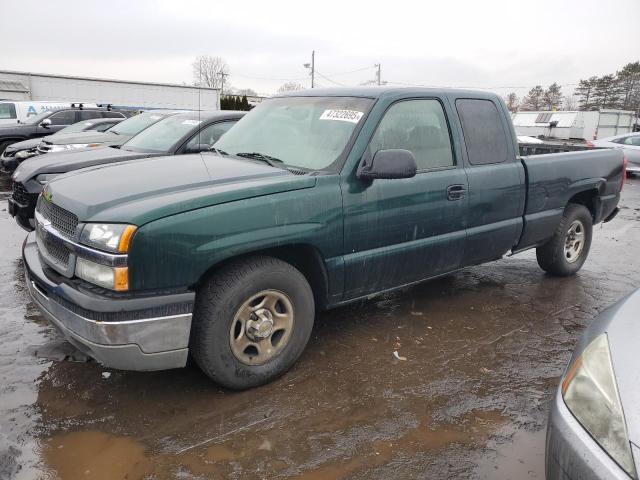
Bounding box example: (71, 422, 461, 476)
(185, 143, 210, 154)
(39, 118, 52, 128)
(357, 149, 417, 180)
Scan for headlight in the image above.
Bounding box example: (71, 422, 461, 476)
(16, 150, 35, 159)
(562, 334, 637, 478)
(35, 173, 60, 185)
(49, 143, 101, 153)
(76, 257, 128, 291)
(80, 223, 137, 253)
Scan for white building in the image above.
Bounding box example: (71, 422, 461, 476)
(511, 109, 636, 141)
(0, 70, 220, 111)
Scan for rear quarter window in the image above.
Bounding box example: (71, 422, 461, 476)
(456, 99, 509, 165)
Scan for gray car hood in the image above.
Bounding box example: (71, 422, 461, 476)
(42, 130, 131, 147)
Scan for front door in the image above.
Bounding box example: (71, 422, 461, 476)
(341, 98, 468, 299)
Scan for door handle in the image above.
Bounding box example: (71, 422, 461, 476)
(446, 184, 467, 201)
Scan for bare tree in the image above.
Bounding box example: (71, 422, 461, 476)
(563, 94, 578, 111)
(505, 92, 519, 112)
(277, 81, 304, 93)
(192, 55, 229, 89)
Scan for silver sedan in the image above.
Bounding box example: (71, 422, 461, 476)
(546, 289, 640, 479)
(592, 133, 640, 175)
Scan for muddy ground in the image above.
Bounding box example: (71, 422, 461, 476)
(1, 172, 638, 480)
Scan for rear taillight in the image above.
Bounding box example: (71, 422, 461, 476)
(621, 156, 628, 191)
(586, 140, 595, 148)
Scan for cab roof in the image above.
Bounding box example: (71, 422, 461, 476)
(273, 86, 501, 101)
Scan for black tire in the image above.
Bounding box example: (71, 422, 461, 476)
(191, 256, 315, 390)
(536, 203, 593, 276)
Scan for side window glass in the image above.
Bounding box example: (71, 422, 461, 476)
(49, 110, 76, 126)
(187, 121, 236, 150)
(456, 99, 509, 165)
(78, 110, 102, 120)
(369, 99, 454, 170)
(630, 137, 640, 147)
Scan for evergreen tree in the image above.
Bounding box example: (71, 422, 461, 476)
(543, 83, 563, 110)
(522, 86, 545, 111)
(616, 62, 640, 112)
(241, 95, 250, 111)
(575, 76, 598, 110)
(592, 74, 620, 109)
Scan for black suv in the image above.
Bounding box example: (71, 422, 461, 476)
(0, 106, 125, 155)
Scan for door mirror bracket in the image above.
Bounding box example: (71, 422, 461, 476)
(357, 149, 417, 180)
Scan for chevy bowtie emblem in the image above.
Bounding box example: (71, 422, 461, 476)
(42, 187, 53, 202)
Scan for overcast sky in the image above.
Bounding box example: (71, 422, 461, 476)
(1, 0, 638, 97)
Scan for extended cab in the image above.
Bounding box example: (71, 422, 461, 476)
(22, 88, 625, 390)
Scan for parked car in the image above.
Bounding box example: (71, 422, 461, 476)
(0, 101, 89, 125)
(0, 106, 125, 155)
(34, 109, 182, 155)
(546, 289, 640, 479)
(591, 133, 640, 176)
(9, 111, 243, 230)
(1, 118, 123, 171)
(22, 87, 625, 390)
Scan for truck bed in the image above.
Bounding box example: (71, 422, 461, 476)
(516, 148, 625, 250)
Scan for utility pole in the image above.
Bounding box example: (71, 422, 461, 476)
(304, 51, 315, 89)
(375, 63, 381, 86)
(311, 51, 315, 88)
(219, 71, 229, 96)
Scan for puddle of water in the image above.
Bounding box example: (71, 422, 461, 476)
(473, 428, 546, 479)
(43, 431, 154, 480)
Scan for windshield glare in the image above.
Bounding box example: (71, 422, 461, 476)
(214, 96, 373, 171)
(57, 121, 95, 134)
(110, 112, 166, 136)
(123, 115, 201, 153)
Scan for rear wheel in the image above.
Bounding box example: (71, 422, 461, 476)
(536, 203, 593, 276)
(191, 256, 315, 390)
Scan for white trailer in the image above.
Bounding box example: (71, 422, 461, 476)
(511, 109, 636, 141)
(0, 70, 219, 113)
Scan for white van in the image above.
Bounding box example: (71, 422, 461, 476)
(0, 101, 87, 125)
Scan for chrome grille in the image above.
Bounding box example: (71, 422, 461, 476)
(11, 182, 29, 205)
(38, 223, 70, 266)
(37, 198, 79, 239)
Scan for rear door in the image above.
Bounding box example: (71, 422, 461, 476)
(341, 97, 468, 298)
(454, 98, 525, 265)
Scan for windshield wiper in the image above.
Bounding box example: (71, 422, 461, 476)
(235, 152, 285, 168)
(211, 147, 228, 156)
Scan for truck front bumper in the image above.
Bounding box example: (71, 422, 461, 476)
(23, 232, 195, 371)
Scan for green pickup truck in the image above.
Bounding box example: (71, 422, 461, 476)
(23, 87, 625, 389)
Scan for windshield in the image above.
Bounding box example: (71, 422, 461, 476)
(123, 115, 202, 153)
(109, 112, 167, 136)
(56, 120, 98, 135)
(214, 96, 373, 171)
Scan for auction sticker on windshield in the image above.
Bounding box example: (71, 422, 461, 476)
(320, 109, 364, 123)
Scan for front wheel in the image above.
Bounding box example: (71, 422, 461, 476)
(536, 203, 593, 276)
(191, 256, 315, 390)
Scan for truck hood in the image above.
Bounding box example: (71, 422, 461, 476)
(13, 146, 156, 181)
(45, 153, 316, 225)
